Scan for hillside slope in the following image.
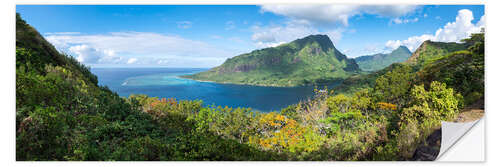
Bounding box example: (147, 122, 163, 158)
(406, 40, 467, 67)
(16, 13, 274, 161)
(283, 31, 484, 161)
(354, 46, 412, 71)
(335, 39, 471, 95)
(183, 35, 360, 87)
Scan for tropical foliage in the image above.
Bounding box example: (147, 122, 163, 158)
(16, 13, 484, 161)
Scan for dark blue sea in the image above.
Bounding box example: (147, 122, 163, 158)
(91, 68, 341, 112)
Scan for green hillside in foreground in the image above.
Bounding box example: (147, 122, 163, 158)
(16, 13, 277, 161)
(16, 12, 484, 161)
(354, 46, 412, 71)
(183, 35, 360, 87)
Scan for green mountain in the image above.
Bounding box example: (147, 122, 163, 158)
(406, 40, 467, 67)
(354, 46, 412, 71)
(183, 35, 360, 87)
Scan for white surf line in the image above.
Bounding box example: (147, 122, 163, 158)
(436, 118, 483, 161)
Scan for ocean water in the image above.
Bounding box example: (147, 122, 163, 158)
(91, 68, 341, 112)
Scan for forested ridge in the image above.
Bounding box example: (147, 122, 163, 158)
(16, 13, 484, 161)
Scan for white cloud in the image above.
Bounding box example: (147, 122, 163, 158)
(433, 9, 483, 42)
(365, 5, 419, 18)
(385, 9, 485, 52)
(129, 56, 226, 67)
(260, 5, 419, 26)
(45, 32, 235, 67)
(261, 5, 354, 26)
(385, 40, 402, 50)
(324, 29, 344, 43)
(392, 18, 403, 24)
(156, 59, 168, 65)
(127, 58, 138, 64)
(477, 15, 485, 27)
(255, 5, 418, 50)
(363, 44, 385, 55)
(177, 21, 192, 29)
(44, 32, 81, 36)
(250, 20, 346, 48)
(252, 21, 317, 48)
(391, 17, 419, 24)
(385, 34, 434, 51)
(68, 44, 121, 64)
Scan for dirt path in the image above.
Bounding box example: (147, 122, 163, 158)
(454, 99, 484, 123)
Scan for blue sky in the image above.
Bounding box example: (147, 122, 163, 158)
(16, 5, 484, 68)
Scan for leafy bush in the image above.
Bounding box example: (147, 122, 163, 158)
(373, 64, 413, 105)
(395, 81, 462, 159)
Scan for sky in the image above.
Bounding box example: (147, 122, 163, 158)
(16, 5, 485, 68)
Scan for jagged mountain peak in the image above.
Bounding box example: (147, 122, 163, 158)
(288, 34, 336, 52)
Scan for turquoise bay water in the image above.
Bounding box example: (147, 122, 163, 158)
(122, 72, 199, 86)
(91, 68, 341, 112)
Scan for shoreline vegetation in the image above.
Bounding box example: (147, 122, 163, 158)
(179, 74, 344, 88)
(16, 13, 484, 161)
(178, 75, 216, 83)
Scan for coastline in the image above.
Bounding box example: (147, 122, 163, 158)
(179, 74, 344, 88)
(178, 75, 217, 84)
